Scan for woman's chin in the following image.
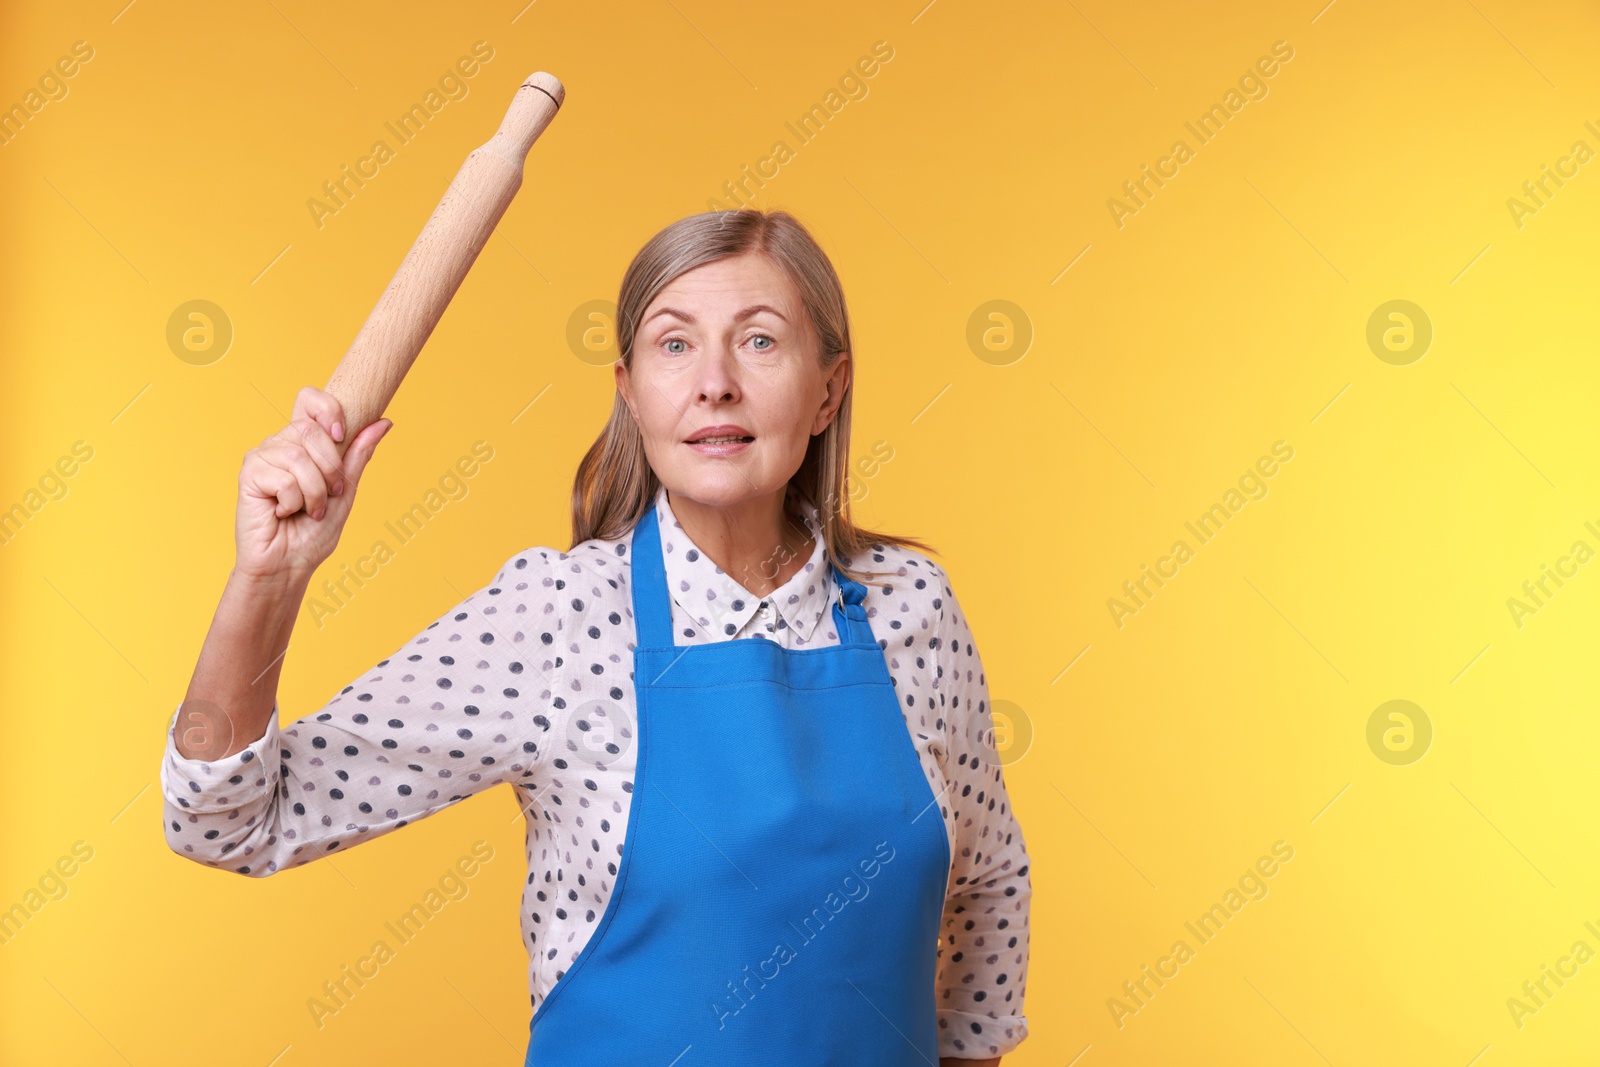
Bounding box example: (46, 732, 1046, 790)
(661, 469, 785, 509)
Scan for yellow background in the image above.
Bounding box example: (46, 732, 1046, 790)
(4, 0, 1599, 1063)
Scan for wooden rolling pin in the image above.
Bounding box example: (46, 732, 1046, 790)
(321, 70, 564, 462)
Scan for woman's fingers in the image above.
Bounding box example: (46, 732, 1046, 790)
(242, 388, 375, 523)
(258, 441, 333, 519)
(246, 461, 304, 519)
(292, 386, 348, 447)
(281, 416, 345, 497)
(341, 418, 393, 488)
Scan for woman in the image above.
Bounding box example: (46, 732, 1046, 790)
(163, 209, 1031, 1065)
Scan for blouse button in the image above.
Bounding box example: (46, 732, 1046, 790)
(757, 601, 772, 619)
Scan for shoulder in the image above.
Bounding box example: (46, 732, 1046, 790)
(491, 533, 634, 627)
(490, 544, 562, 580)
(491, 532, 631, 584)
(849, 540, 958, 648)
(551, 532, 633, 590)
(847, 539, 956, 606)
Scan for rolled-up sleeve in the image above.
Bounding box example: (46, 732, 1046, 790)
(930, 568, 1031, 1059)
(161, 547, 560, 876)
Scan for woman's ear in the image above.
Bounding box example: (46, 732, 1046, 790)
(812, 352, 851, 435)
(614, 359, 637, 422)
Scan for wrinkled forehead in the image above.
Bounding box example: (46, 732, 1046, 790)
(643, 255, 803, 325)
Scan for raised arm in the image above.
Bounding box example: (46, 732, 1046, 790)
(172, 386, 391, 767)
(162, 385, 559, 875)
(930, 565, 1031, 1064)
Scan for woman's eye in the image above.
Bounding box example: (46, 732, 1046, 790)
(750, 334, 774, 351)
(664, 338, 687, 354)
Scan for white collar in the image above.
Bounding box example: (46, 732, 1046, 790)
(652, 485, 834, 642)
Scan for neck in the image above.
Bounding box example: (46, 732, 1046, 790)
(666, 486, 816, 598)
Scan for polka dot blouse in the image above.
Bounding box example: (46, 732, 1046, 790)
(161, 484, 1031, 1059)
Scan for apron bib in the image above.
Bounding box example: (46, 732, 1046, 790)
(525, 504, 951, 1066)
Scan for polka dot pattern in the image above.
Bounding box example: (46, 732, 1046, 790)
(159, 485, 1030, 1058)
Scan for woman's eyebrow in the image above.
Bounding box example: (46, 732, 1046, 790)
(735, 304, 790, 323)
(643, 304, 790, 327)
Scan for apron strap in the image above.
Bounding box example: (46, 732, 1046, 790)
(831, 567, 877, 647)
(630, 504, 675, 649)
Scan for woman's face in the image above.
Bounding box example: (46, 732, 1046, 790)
(616, 252, 849, 510)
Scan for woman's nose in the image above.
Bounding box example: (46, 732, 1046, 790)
(693, 340, 741, 400)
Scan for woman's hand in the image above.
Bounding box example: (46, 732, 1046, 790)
(235, 386, 392, 584)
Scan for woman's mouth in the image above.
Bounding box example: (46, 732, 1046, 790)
(686, 435, 754, 455)
(686, 426, 755, 455)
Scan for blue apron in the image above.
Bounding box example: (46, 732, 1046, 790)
(525, 504, 952, 1065)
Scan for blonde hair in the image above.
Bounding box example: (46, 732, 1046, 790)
(569, 208, 935, 583)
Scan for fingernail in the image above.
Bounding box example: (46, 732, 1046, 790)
(332, 481, 345, 496)
(313, 506, 326, 520)
(332, 421, 344, 443)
